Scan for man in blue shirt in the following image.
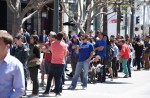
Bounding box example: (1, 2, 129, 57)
(68, 34, 94, 90)
(95, 32, 106, 82)
(0, 30, 25, 98)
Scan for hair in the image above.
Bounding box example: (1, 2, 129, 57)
(103, 34, 110, 45)
(49, 31, 57, 38)
(56, 33, 64, 41)
(81, 34, 89, 40)
(0, 30, 13, 45)
(31, 35, 39, 44)
(120, 39, 126, 43)
(110, 39, 115, 43)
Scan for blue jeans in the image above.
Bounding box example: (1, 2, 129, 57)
(71, 61, 90, 88)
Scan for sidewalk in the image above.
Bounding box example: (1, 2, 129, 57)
(23, 64, 150, 98)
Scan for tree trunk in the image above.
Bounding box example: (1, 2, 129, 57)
(86, 19, 91, 34)
(103, 6, 107, 35)
(12, 14, 22, 37)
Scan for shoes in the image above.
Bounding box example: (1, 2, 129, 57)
(123, 75, 128, 78)
(65, 69, 69, 71)
(55, 93, 61, 96)
(67, 73, 73, 77)
(82, 86, 87, 90)
(42, 91, 49, 96)
(28, 94, 39, 98)
(68, 85, 75, 90)
(50, 89, 55, 92)
(23, 91, 27, 96)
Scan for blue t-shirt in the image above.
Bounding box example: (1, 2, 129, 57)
(78, 42, 94, 62)
(95, 39, 106, 57)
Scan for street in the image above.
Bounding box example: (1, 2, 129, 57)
(24, 65, 150, 98)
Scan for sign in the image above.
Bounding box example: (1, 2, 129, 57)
(110, 19, 117, 23)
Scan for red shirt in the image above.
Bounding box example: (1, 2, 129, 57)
(51, 40, 68, 64)
(120, 44, 130, 59)
(44, 41, 52, 62)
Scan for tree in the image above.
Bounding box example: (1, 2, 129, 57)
(6, 0, 53, 36)
(61, 0, 116, 34)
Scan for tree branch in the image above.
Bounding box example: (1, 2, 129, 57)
(6, 0, 16, 13)
(16, 0, 21, 11)
(22, 10, 38, 25)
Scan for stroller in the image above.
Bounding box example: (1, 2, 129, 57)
(88, 59, 104, 83)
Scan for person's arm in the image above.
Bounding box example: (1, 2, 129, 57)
(10, 63, 25, 98)
(86, 44, 94, 62)
(86, 51, 94, 62)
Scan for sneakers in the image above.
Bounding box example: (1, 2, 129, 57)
(28, 94, 39, 98)
(68, 85, 75, 90)
(123, 74, 129, 78)
(43, 91, 50, 96)
(82, 86, 87, 90)
(55, 93, 61, 96)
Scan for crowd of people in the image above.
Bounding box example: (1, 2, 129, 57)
(0, 29, 150, 98)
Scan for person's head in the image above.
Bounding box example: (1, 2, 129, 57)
(0, 30, 13, 55)
(72, 34, 79, 43)
(98, 32, 104, 40)
(15, 34, 24, 46)
(48, 31, 57, 41)
(110, 35, 115, 40)
(145, 36, 150, 41)
(81, 34, 89, 42)
(42, 30, 46, 35)
(118, 39, 125, 46)
(57, 33, 64, 41)
(93, 55, 101, 62)
(110, 39, 115, 45)
(33, 30, 37, 35)
(30, 35, 39, 44)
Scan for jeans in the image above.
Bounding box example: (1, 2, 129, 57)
(29, 66, 39, 94)
(112, 57, 118, 77)
(121, 58, 128, 75)
(71, 61, 90, 88)
(71, 56, 78, 75)
(127, 58, 131, 76)
(45, 63, 65, 94)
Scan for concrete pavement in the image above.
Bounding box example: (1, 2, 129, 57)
(24, 65, 150, 98)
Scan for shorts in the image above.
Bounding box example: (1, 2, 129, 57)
(40, 60, 51, 74)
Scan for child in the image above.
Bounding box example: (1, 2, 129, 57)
(89, 55, 103, 83)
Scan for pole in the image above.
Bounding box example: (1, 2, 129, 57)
(117, 4, 121, 36)
(143, 0, 146, 36)
(53, 0, 59, 33)
(125, 8, 128, 36)
(130, 0, 135, 42)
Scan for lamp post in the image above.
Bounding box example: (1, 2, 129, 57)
(143, 0, 146, 36)
(53, 0, 59, 33)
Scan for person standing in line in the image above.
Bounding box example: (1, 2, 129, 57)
(68, 34, 94, 90)
(0, 30, 25, 98)
(94, 32, 107, 82)
(10, 34, 29, 96)
(144, 36, 150, 70)
(43, 33, 68, 96)
(118, 39, 130, 78)
(40, 31, 56, 87)
(110, 40, 119, 78)
(39, 30, 48, 43)
(28, 35, 41, 98)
